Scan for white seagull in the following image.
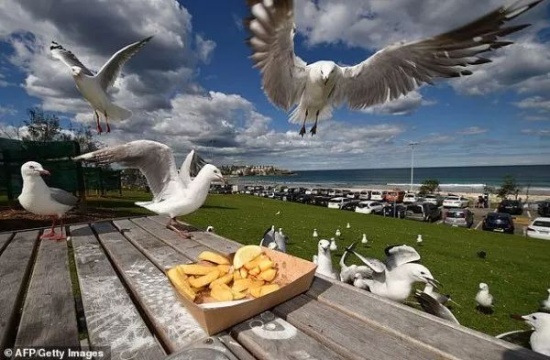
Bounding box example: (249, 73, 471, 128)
(206, 225, 215, 233)
(475, 282, 494, 313)
(361, 233, 368, 245)
(245, 0, 543, 136)
(541, 289, 550, 311)
(329, 237, 338, 251)
(511, 313, 550, 356)
(335, 228, 341, 238)
(315, 239, 338, 279)
(18, 161, 78, 240)
(73, 140, 223, 238)
(350, 245, 440, 302)
(339, 243, 372, 284)
(312, 228, 319, 239)
(50, 36, 153, 133)
(416, 234, 423, 246)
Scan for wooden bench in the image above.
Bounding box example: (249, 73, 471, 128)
(0, 216, 546, 359)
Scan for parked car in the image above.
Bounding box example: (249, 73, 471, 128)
(386, 190, 406, 203)
(355, 201, 384, 214)
(341, 200, 361, 211)
(443, 196, 470, 208)
(327, 197, 351, 209)
(311, 195, 331, 207)
(424, 194, 443, 206)
(405, 203, 442, 222)
(370, 190, 387, 201)
(526, 217, 550, 240)
(538, 201, 550, 216)
(497, 199, 523, 215)
(403, 193, 424, 204)
(482, 212, 515, 234)
(443, 208, 474, 228)
(376, 203, 407, 218)
(359, 190, 371, 200)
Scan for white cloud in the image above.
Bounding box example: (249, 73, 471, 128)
(515, 96, 550, 113)
(361, 91, 435, 115)
(521, 129, 550, 137)
(457, 126, 488, 135)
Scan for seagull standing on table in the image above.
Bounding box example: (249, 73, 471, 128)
(50, 36, 153, 133)
(245, 0, 543, 136)
(350, 245, 440, 302)
(315, 239, 338, 279)
(73, 140, 223, 238)
(18, 161, 78, 240)
(511, 313, 550, 356)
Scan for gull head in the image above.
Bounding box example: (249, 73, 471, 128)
(514, 313, 550, 331)
(318, 239, 330, 253)
(479, 283, 489, 291)
(70, 66, 83, 77)
(201, 164, 225, 184)
(21, 161, 50, 177)
(316, 61, 337, 84)
(409, 264, 439, 288)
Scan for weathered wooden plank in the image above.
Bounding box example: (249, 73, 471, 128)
(307, 277, 545, 360)
(113, 219, 192, 270)
(274, 294, 440, 360)
(230, 311, 344, 360)
(218, 333, 257, 360)
(14, 236, 79, 347)
(0, 231, 38, 350)
(165, 336, 241, 360)
(130, 217, 210, 260)
(0, 232, 13, 255)
(70, 224, 165, 360)
(91, 221, 207, 352)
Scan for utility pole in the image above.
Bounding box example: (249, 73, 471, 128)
(408, 142, 419, 193)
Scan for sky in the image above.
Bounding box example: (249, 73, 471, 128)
(0, 0, 549, 171)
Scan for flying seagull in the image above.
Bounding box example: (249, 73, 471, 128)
(50, 36, 153, 133)
(245, 0, 543, 136)
(73, 140, 223, 238)
(18, 161, 78, 240)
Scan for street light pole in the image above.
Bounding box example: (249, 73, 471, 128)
(408, 142, 419, 193)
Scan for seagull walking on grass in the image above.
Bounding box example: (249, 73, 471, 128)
(245, 0, 543, 136)
(18, 161, 78, 240)
(329, 237, 338, 251)
(315, 239, 338, 279)
(312, 228, 319, 239)
(475, 282, 494, 313)
(73, 140, 222, 238)
(350, 245, 440, 302)
(361, 233, 368, 246)
(541, 289, 550, 312)
(50, 36, 153, 133)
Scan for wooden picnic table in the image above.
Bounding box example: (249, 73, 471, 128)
(0, 215, 546, 360)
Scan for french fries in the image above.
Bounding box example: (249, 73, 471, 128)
(168, 249, 280, 303)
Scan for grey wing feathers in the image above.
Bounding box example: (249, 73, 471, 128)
(97, 36, 153, 90)
(50, 41, 94, 76)
(179, 149, 208, 187)
(49, 188, 78, 207)
(416, 292, 460, 324)
(245, 0, 307, 110)
(260, 227, 276, 247)
(334, 0, 542, 110)
(384, 245, 421, 270)
(73, 140, 181, 201)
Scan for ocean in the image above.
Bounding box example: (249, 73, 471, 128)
(230, 165, 550, 195)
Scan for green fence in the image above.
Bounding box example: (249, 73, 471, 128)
(0, 138, 121, 201)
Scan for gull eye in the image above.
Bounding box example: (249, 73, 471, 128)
(29, 165, 35, 169)
(533, 316, 537, 320)
(420, 271, 426, 275)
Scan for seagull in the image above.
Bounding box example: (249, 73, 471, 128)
(339, 242, 372, 284)
(18, 161, 78, 240)
(275, 210, 281, 215)
(416, 291, 460, 325)
(50, 36, 153, 133)
(350, 245, 440, 302)
(312, 228, 319, 239)
(475, 282, 494, 313)
(73, 140, 223, 238)
(312, 254, 318, 265)
(416, 234, 423, 246)
(206, 225, 215, 233)
(245, 0, 543, 136)
(260, 225, 287, 252)
(511, 313, 550, 356)
(361, 233, 368, 245)
(335, 228, 341, 238)
(346, 222, 351, 229)
(315, 239, 338, 279)
(329, 237, 337, 251)
(419, 283, 459, 307)
(477, 250, 487, 259)
(541, 289, 550, 312)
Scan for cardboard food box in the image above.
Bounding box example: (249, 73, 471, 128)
(168, 247, 317, 335)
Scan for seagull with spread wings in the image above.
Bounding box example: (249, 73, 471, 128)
(245, 0, 543, 136)
(73, 140, 223, 238)
(50, 36, 153, 133)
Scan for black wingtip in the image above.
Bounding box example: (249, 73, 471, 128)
(50, 41, 63, 50)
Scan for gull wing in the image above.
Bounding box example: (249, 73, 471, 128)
(332, 0, 542, 110)
(50, 41, 94, 76)
(73, 140, 183, 202)
(350, 249, 386, 274)
(260, 226, 276, 247)
(274, 231, 287, 253)
(245, 0, 308, 111)
(179, 149, 208, 188)
(96, 36, 153, 90)
(384, 245, 421, 270)
(49, 188, 78, 207)
(416, 292, 460, 325)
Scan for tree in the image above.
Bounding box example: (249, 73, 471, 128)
(418, 179, 440, 195)
(497, 175, 521, 199)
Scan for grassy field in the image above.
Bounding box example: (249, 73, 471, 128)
(181, 194, 550, 337)
(3, 191, 549, 337)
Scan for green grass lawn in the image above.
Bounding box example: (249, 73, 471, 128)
(182, 194, 550, 337)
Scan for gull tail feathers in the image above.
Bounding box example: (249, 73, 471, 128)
(105, 102, 132, 121)
(289, 105, 333, 124)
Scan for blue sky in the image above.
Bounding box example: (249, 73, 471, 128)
(0, 0, 549, 170)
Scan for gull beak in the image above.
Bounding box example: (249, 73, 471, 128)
(39, 169, 51, 176)
(217, 174, 226, 185)
(427, 278, 441, 288)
